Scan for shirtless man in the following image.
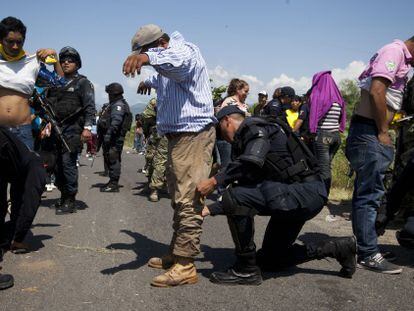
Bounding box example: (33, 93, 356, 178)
(346, 37, 414, 274)
(0, 16, 62, 148)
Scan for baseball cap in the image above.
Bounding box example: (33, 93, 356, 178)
(216, 105, 245, 121)
(131, 24, 163, 53)
(258, 90, 268, 97)
(280, 86, 296, 99)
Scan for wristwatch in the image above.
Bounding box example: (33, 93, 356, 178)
(84, 126, 92, 131)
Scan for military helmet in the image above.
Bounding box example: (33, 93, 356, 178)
(59, 46, 82, 68)
(105, 82, 124, 95)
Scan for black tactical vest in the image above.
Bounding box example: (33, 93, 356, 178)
(235, 117, 320, 183)
(46, 76, 84, 124)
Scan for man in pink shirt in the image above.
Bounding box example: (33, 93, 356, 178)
(346, 37, 414, 274)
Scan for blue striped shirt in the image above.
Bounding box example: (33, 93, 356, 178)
(144, 31, 215, 135)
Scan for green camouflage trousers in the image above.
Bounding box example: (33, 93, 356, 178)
(145, 133, 168, 190)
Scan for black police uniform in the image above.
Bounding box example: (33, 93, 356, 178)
(97, 103, 111, 176)
(209, 107, 356, 285)
(46, 73, 96, 214)
(0, 127, 46, 251)
(101, 84, 131, 192)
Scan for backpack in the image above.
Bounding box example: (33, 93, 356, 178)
(121, 99, 133, 133)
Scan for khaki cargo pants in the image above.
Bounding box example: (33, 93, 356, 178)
(166, 125, 216, 258)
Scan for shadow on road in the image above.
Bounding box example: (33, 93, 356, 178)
(40, 198, 89, 211)
(197, 245, 234, 277)
(24, 230, 53, 251)
(100, 229, 169, 275)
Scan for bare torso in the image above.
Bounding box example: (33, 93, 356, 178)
(0, 87, 32, 126)
(355, 89, 396, 125)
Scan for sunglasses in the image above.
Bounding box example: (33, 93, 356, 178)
(60, 58, 76, 64)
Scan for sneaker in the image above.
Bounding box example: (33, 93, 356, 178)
(357, 253, 402, 274)
(0, 274, 14, 290)
(51, 183, 57, 189)
(46, 184, 54, 192)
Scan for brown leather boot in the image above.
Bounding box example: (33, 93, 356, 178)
(148, 254, 175, 270)
(151, 257, 198, 287)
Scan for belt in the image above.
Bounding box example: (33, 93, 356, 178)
(351, 115, 376, 126)
(302, 175, 322, 183)
(165, 123, 214, 140)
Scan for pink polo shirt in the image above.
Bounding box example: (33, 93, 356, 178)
(359, 40, 412, 92)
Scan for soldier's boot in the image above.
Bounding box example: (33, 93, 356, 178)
(148, 254, 175, 269)
(0, 274, 14, 290)
(100, 182, 120, 193)
(311, 236, 357, 278)
(149, 189, 159, 202)
(151, 256, 198, 287)
(56, 194, 77, 215)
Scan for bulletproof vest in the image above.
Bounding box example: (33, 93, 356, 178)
(120, 99, 133, 134)
(235, 117, 319, 183)
(46, 76, 84, 123)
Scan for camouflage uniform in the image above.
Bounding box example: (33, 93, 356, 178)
(141, 99, 168, 191)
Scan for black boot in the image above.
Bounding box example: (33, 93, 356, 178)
(51, 192, 67, 209)
(0, 273, 14, 290)
(55, 194, 77, 215)
(313, 236, 357, 278)
(210, 251, 262, 286)
(100, 182, 119, 193)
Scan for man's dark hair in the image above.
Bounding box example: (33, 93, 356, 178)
(0, 16, 27, 40)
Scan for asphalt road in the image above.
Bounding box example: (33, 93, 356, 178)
(1, 150, 413, 311)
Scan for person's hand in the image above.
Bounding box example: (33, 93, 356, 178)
(375, 213, 389, 236)
(137, 82, 151, 95)
(202, 205, 211, 217)
(36, 48, 57, 62)
(197, 177, 217, 197)
(81, 129, 92, 142)
(122, 53, 149, 77)
(378, 132, 392, 146)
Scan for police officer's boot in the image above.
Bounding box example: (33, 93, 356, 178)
(310, 236, 357, 278)
(51, 192, 67, 209)
(0, 273, 14, 290)
(209, 216, 262, 286)
(56, 194, 77, 215)
(100, 181, 120, 193)
(396, 216, 414, 249)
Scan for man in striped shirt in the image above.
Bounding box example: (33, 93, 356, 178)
(123, 24, 216, 287)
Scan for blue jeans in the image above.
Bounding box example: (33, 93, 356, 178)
(9, 124, 34, 150)
(345, 122, 394, 259)
(313, 130, 341, 195)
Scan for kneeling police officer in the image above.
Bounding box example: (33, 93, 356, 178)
(100, 83, 132, 192)
(197, 106, 356, 285)
(46, 47, 96, 215)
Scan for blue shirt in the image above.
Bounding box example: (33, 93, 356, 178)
(144, 31, 215, 135)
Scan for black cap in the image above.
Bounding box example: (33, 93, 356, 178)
(280, 86, 296, 98)
(216, 105, 245, 121)
(105, 83, 124, 95)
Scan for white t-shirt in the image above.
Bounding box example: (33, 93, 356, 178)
(359, 77, 404, 111)
(0, 55, 40, 95)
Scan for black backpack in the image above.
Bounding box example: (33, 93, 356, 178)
(121, 100, 133, 133)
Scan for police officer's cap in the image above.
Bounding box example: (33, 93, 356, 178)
(105, 83, 124, 95)
(216, 105, 245, 122)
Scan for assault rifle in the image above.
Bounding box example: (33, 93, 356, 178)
(32, 90, 72, 153)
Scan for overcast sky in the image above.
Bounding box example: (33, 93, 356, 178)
(6, 0, 414, 109)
